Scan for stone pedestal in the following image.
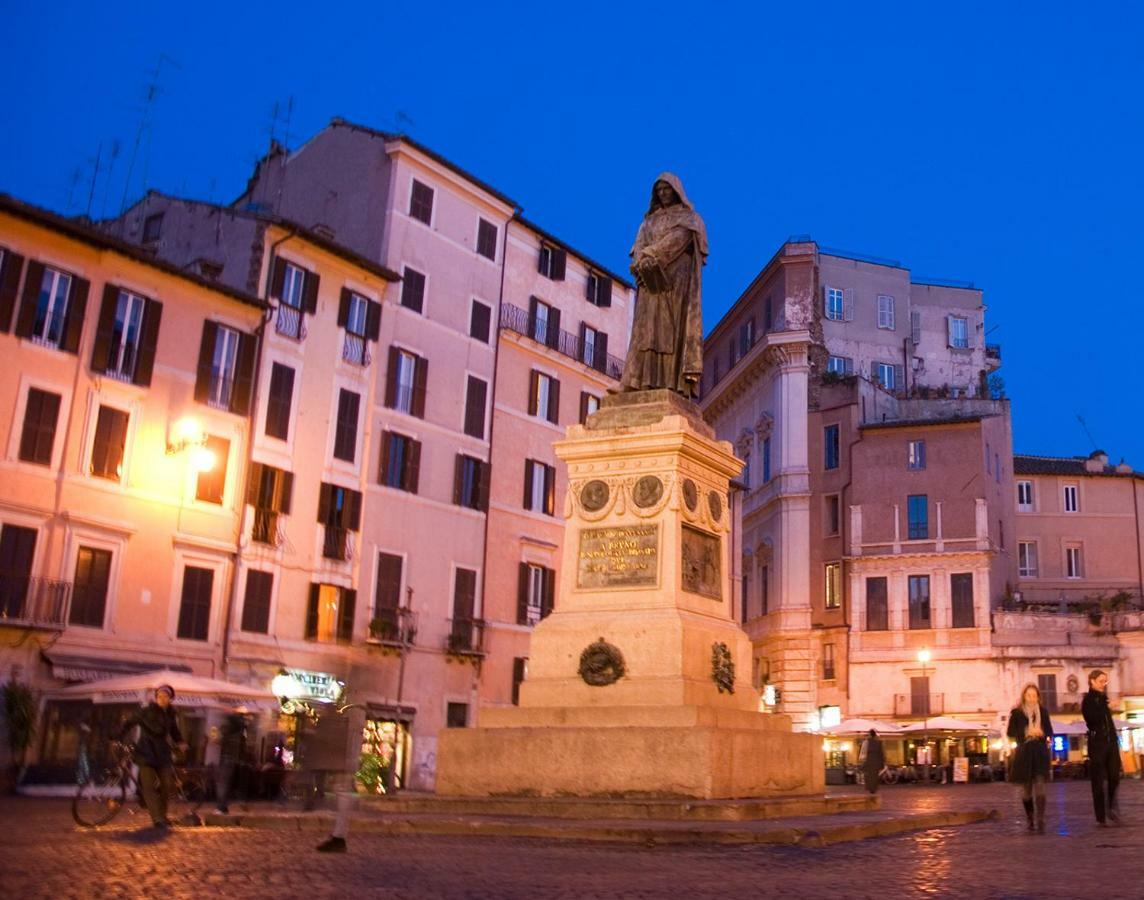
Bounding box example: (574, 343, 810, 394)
(437, 392, 823, 799)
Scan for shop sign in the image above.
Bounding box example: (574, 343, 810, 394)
(272, 668, 343, 704)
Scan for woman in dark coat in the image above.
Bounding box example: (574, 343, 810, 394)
(860, 729, 885, 795)
(1082, 669, 1121, 825)
(1007, 683, 1053, 833)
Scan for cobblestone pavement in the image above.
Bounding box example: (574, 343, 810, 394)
(1, 780, 1141, 899)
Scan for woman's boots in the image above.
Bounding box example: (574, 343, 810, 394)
(1023, 798, 1035, 831)
(1035, 796, 1046, 833)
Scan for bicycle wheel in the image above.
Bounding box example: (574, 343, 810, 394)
(72, 769, 128, 827)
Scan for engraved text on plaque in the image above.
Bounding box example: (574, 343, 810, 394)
(577, 525, 660, 589)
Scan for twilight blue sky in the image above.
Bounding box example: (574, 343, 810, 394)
(2, 1, 1142, 464)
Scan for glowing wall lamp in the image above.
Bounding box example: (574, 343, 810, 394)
(166, 417, 215, 471)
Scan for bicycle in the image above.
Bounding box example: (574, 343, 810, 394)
(72, 740, 207, 827)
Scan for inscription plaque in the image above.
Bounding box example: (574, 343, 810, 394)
(577, 525, 659, 589)
(681, 524, 721, 600)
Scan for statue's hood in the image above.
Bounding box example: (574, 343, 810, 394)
(648, 172, 696, 213)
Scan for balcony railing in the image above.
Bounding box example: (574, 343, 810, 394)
(251, 509, 282, 546)
(368, 607, 418, 646)
(322, 526, 352, 561)
(893, 692, 945, 718)
(499, 302, 624, 380)
(275, 304, 306, 341)
(342, 333, 371, 367)
(0, 574, 70, 628)
(445, 617, 487, 656)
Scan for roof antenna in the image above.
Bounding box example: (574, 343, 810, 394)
(118, 53, 180, 225)
(1076, 414, 1099, 453)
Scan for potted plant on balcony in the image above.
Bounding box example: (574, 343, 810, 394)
(369, 617, 398, 642)
(1, 680, 36, 793)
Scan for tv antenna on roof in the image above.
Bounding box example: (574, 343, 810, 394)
(268, 97, 296, 150)
(118, 53, 181, 221)
(1076, 414, 1100, 452)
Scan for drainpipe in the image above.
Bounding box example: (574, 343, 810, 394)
(220, 226, 296, 678)
(472, 208, 516, 723)
(841, 400, 863, 709)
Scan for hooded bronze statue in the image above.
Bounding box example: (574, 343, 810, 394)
(620, 172, 707, 398)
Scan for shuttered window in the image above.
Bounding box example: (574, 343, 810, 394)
(539, 245, 566, 280)
(69, 547, 112, 628)
(92, 286, 161, 385)
(379, 432, 421, 493)
(409, 180, 434, 225)
(333, 389, 361, 462)
(265, 363, 295, 440)
(194, 322, 255, 415)
(516, 562, 555, 625)
(241, 570, 273, 634)
(476, 219, 498, 261)
(586, 272, 613, 307)
(195, 436, 230, 504)
(90, 405, 129, 480)
(386, 348, 428, 417)
(951, 573, 974, 628)
(0, 525, 37, 619)
(463, 376, 488, 439)
(19, 388, 61, 466)
(400, 267, 426, 313)
(177, 566, 213, 641)
(529, 370, 560, 424)
(523, 459, 556, 515)
(470, 300, 491, 343)
(453, 454, 488, 511)
(375, 553, 403, 613)
(866, 577, 888, 631)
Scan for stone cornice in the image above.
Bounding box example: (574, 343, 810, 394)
(700, 330, 813, 421)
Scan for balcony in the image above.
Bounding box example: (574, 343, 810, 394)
(445, 617, 487, 658)
(251, 509, 282, 546)
(274, 304, 306, 341)
(342, 333, 371, 367)
(985, 343, 1001, 370)
(368, 607, 418, 647)
(0, 574, 70, 628)
(499, 302, 624, 380)
(322, 526, 352, 561)
(893, 693, 945, 718)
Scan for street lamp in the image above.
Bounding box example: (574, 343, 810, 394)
(917, 648, 932, 782)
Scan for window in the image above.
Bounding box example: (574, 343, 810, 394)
(19, 388, 61, 466)
(270, 258, 318, 340)
(279, 261, 306, 309)
(333, 389, 361, 463)
(386, 348, 427, 417)
(907, 494, 928, 539)
(517, 562, 554, 625)
(1063, 484, 1079, 513)
(338, 289, 379, 365)
(579, 324, 609, 372)
(528, 297, 560, 347)
(866, 577, 888, 631)
(1066, 545, 1083, 579)
(247, 463, 293, 545)
(1018, 542, 1039, 577)
(409, 180, 434, 225)
(948, 315, 969, 349)
(29, 266, 72, 347)
(265, 363, 295, 440)
(379, 432, 421, 493)
(241, 570, 273, 634)
(93, 286, 160, 385)
(13, 262, 87, 353)
(586, 272, 613, 307)
(400, 266, 426, 313)
(877, 294, 895, 330)
(908, 575, 931, 629)
(195, 322, 254, 415)
(579, 391, 600, 425)
(512, 658, 528, 705)
(951, 572, 974, 628)
(524, 459, 556, 515)
(1016, 480, 1034, 512)
(822, 644, 836, 680)
(874, 362, 897, 390)
(760, 564, 769, 615)
(1038, 674, 1059, 713)
(763, 436, 772, 482)
(464, 376, 488, 439)
(195, 436, 230, 504)
(0, 525, 37, 620)
(470, 300, 491, 343)
(823, 424, 840, 470)
(824, 286, 844, 321)
(90, 405, 128, 480)
(446, 703, 469, 728)
(907, 440, 926, 470)
(69, 547, 111, 628)
(0, 246, 25, 333)
(824, 562, 841, 609)
(454, 454, 488, 510)
(825, 495, 840, 536)
(450, 568, 479, 651)
(142, 213, 163, 243)
(910, 309, 921, 345)
(911, 676, 931, 716)
(538, 244, 566, 280)
(476, 219, 498, 260)
(305, 582, 356, 643)
(177, 565, 213, 641)
(374, 553, 403, 617)
(529, 370, 560, 424)
(826, 355, 853, 375)
(739, 318, 755, 356)
(318, 483, 362, 561)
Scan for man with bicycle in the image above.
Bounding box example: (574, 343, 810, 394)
(119, 684, 187, 828)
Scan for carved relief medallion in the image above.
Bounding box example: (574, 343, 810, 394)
(580, 480, 610, 512)
(707, 490, 723, 521)
(633, 475, 664, 508)
(682, 478, 698, 512)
